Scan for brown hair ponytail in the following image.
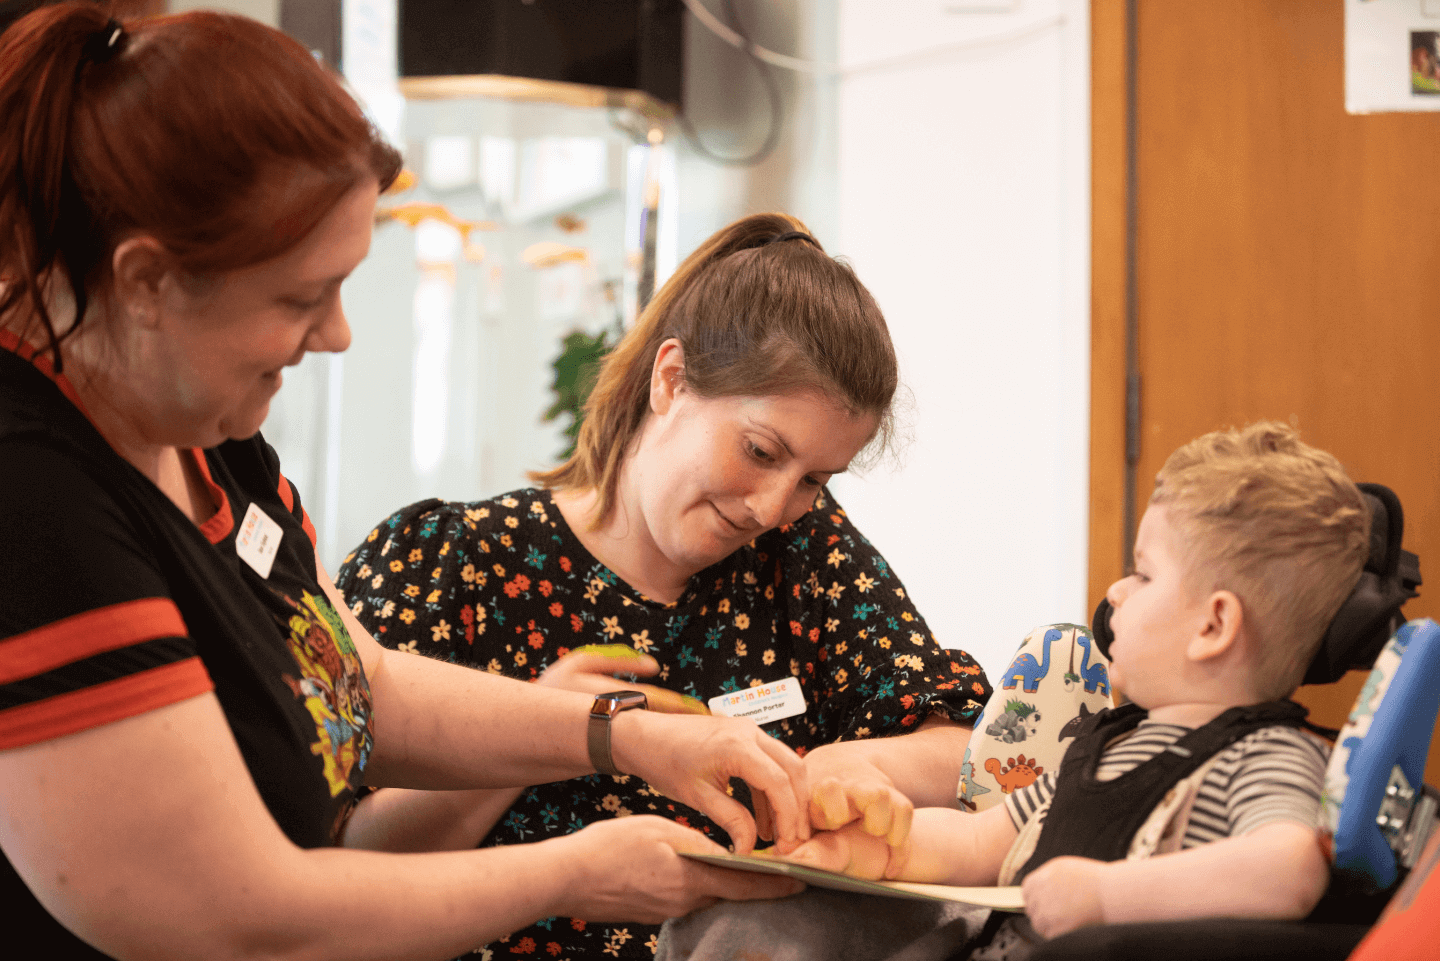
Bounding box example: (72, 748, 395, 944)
(531, 212, 898, 524)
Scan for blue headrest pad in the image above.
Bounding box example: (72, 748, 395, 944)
(1333, 619, 1440, 889)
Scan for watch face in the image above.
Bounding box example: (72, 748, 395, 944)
(592, 690, 648, 717)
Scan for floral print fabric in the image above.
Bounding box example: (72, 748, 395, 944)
(337, 486, 991, 960)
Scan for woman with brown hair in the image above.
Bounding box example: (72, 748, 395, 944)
(0, 6, 818, 959)
(338, 213, 995, 960)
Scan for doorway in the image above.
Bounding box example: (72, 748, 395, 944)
(1091, 0, 1440, 768)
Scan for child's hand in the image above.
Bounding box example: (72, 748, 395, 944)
(1021, 856, 1108, 938)
(808, 761, 913, 847)
(778, 822, 910, 880)
(754, 754, 913, 855)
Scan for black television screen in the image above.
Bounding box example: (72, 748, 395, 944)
(399, 0, 683, 107)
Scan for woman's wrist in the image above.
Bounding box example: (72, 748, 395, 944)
(529, 829, 611, 920)
(524, 824, 636, 922)
(605, 703, 651, 776)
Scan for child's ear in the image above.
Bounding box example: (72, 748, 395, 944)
(1189, 590, 1243, 662)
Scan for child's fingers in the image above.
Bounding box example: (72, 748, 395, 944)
(807, 778, 914, 851)
(808, 778, 854, 831)
(855, 786, 913, 849)
(784, 827, 895, 880)
(884, 794, 913, 850)
(784, 833, 851, 874)
(859, 789, 894, 838)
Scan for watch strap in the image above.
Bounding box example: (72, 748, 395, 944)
(588, 691, 647, 776)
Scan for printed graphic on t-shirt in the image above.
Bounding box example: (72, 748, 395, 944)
(281, 591, 373, 796)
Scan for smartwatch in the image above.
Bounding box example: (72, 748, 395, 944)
(588, 690, 648, 776)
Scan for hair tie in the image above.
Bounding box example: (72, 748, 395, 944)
(82, 18, 127, 65)
(767, 230, 822, 250)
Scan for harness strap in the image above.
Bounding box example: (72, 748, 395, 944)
(1011, 699, 1309, 882)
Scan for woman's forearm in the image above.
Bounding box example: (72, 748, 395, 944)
(344, 646, 719, 854)
(1, 694, 799, 961)
(327, 574, 807, 852)
(343, 786, 524, 852)
(327, 573, 598, 790)
(358, 642, 598, 788)
(0, 694, 578, 961)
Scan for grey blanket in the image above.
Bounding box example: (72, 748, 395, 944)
(655, 888, 994, 961)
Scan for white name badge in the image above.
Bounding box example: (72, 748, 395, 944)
(236, 502, 284, 579)
(708, 677, 807, 725)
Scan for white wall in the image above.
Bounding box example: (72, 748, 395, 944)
(827, 0, 1091, 682)
(168, 0, 276, 25)
(257, 0, 1093, 686)
(265, 0, 849, 570)
(671, 0, 840, 251)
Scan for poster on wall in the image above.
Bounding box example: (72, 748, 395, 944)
(1347, 0, 1440, 112)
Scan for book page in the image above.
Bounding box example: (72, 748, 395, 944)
(682, 852, 1025, 911)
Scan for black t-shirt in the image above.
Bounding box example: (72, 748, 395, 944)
(0, 340, 373, 957)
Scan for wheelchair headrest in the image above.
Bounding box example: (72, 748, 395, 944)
(1090, 482, 1422, 685)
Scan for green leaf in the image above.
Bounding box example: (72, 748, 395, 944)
(543, 326, 619, 460)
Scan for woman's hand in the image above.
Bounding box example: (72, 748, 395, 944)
(536, 645, 709, 715)
(611, 710, 810, 855)
(574, 660, 906, 860)
(549, 815, 804, 923)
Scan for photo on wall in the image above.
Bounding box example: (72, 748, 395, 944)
(1412, 30, 1440, 93)
(1347, 0, 1440, 112)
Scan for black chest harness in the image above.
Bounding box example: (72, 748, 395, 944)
(1014, 699, 1311, 883)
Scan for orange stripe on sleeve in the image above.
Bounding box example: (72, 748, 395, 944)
(277, 473, 297, 513)
(0, 657, 214, 751)
(277, 473, 317, 547)
(0, 598, 188, 685)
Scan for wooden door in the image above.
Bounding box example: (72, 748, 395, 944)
(1092, 0, 1440, 774)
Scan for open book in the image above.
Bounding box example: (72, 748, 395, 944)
(682, 851, 1025, 911)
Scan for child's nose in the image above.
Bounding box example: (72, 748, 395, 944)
(1106, 576, 1132, 609)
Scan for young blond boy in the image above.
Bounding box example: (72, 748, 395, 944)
(784, 421, 1371, 946)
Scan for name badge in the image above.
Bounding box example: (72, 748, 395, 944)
(708, 676, 807, 725)
(236, 502, 284, 579)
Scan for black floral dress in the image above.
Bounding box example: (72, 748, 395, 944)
(336, 487, 991, 960)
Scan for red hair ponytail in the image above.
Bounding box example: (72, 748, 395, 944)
(0, 2, 401, 368)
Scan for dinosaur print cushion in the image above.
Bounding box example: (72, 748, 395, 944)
(958, 624, 1115, 812)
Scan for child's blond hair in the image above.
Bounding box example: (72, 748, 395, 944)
(1152, 421, 1370, 699)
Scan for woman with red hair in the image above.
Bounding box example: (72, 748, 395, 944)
(0, 5, 813, 959)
